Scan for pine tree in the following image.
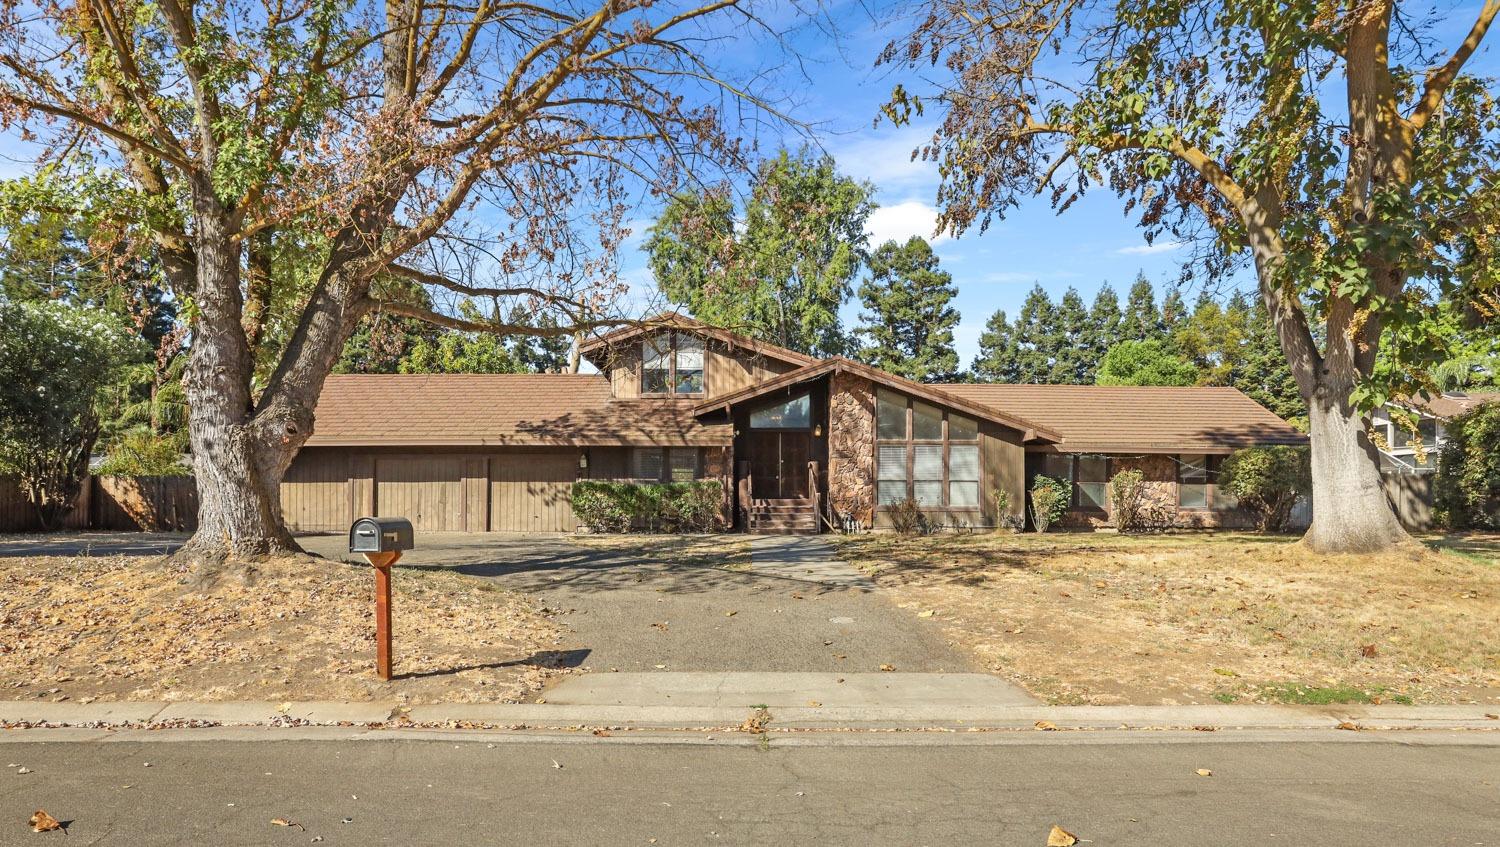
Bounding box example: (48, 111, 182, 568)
(1087, 284, 1123, 371)
(1013, 284, 1058, 383)
(1232, 299, 1306, 422)
(855, 237, 960, 382)
(1050, 287, 1091, 383)
(1119, 273, 1162, 341)
(972, 309, 1020, 382)
(1161, 285, 1187, 331)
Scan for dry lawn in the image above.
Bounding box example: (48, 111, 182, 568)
(0, 554, 568, 705)
(840, 531, 1500, 706)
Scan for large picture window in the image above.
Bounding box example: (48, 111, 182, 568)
(1036, 454, 1109, 511)
(875, 388, 982, 510)
(641, 333, 704, 396)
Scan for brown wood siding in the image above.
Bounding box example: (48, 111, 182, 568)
(282, 449, 352, 532)
(374, 456, 465, 531)
(610, 344, 643, 399)
(490, 452, 577, 532)
(981, 421, 1026, 526)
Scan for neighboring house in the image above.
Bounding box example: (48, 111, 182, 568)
(1371, 391, 1499, 529)
(282, 314, 1306, 534)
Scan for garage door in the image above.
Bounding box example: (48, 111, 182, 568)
(490, 452, 577, 532)
(375, 456, 465, 532)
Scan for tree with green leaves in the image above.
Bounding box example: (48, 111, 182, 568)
(972, 309, 1021, 382)
(646, 149, 875, 357)
(884, 0, 1500, 552)
(1049, 287, 1092, 383)
(0, 301, 143, 527)
(1087, 284, 1124, 370)
(1119, 275, 1163, 342)
(1012, 284, 1059, 383)
(855, 237, 960, 382)
(1096, 339, 1200, 387)
(0, 0, 795, 564)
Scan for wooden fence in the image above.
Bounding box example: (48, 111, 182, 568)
(0, 475, 197, 533)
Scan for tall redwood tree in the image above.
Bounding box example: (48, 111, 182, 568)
(882, 0, 1499, 552)
(0, 0, 801, 564)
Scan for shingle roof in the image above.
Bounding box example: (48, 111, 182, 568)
(304, 374, 731, 447)
(579, 311, 819, 370)
(695, 357, 1061, 442)
(1399, 391, 1500, 420)
(935, 384, 1307, 453)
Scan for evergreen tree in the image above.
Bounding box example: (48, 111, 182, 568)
(855, 237, 960, 382)
(1119, 273, 1162, 341)
(1049, 287, 1092, 383)
(646, 148, 874, 357)
(972, 309, 1021, 382)
(1013, 284, 1058, 383)
(1086, 284, 1123, 370)
(1231, 300, 1306, 423)
(1161, 285, 1187, 330)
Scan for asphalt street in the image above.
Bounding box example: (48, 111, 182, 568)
(2, 733, 1497, 845)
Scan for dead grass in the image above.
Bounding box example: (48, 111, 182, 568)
(569, 533, 753, 569)
(0, 553, 569, 704)
(839, 531, 1500, 706)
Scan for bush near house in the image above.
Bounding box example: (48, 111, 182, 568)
(571, 480, 726, 533)
(1435, 403, 1500, 530)
(1219, 446, 1311, 532)
(1028, 475, 1069, 532)
(1108, 469, 1149, 532)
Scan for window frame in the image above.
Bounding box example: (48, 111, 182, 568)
(639, 332, 706, 398)
(874, 390, 983, 512)
(631, 447, 701, 483)
(1036, 454, 1111, 512)
(1176, 453, 1237, 511)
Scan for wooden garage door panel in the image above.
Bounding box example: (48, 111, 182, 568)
(490, 452, 577, 532)
(375, 457, 464, 532)
(281, 450, 350, 532)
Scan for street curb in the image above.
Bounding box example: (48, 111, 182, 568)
(3, 701, 1498, 734)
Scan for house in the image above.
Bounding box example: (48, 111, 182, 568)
(281, 314, 1306, 534)
(1370, 390, 1499, 529)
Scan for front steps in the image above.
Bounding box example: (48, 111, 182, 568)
(745, 497, 819, 534)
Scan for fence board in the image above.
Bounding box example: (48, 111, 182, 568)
(0, 475, 197, 533)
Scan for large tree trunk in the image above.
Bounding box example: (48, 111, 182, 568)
(175, 187, 301, 567)
(1301, 385, 1412, 554)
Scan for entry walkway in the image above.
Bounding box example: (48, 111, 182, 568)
(747, 535, 873, 589)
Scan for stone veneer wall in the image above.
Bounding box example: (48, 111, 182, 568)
(827, 372, 876, 528)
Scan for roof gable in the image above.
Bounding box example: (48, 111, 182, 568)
(579, 312, 818, 371)
(695, 357, 1061, 442)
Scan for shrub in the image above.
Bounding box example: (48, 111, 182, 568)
(95, 431, 190, 477)
(991, 488, 1023, 533)
(1108, 469, 1148, 532)
(0, 301, 142, 529)
(570, 480, 725, 533)
(1028, 475, 1069, 533)
(888, 497, 925, 535)
(1434, 403, 1500, 530)
(1219, 446, 1311, 532)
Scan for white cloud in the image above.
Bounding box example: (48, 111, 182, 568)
(1116, 240, 1185, 255)
(865, 201, 950, 248)
(828, 124, 940, 192)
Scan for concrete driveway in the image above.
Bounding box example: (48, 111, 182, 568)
(296, 532, 986, 681)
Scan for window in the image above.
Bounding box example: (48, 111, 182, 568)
(749, 393, 811, 429)
(1076, 456, 1109, 510)
(1179, 454, 1210, 509)
(633, 448, 665, 481)
(1394, 417, 1438, 448)
(640, 333, 705, 396)
(876, 390, 983, 510)
(632, 447, 700, 482)
(669, 449, 699, 482)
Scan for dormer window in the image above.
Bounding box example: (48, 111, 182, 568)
(642, 332, 704, 396)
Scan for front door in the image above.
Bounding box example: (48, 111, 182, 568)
(748, 431, 812, 499)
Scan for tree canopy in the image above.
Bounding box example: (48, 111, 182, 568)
(855, 236, 960, 381)
(645, 148, 875, 357)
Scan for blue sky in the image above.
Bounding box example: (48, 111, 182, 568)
(615, 0, 1500, 367)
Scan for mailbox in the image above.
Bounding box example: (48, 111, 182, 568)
(349, 517, 414, 554)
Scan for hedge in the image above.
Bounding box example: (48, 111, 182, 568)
(1435, 403, 1500, 530)
(571, 480, 726, 533)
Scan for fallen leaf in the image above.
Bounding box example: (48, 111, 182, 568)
(29, 810, 61, 833)
(724, 611, 737, 617)
(15, 767, 31, 775)
(879, 663, 895, 672)
(917, 610, 935, 618)
(271, 818, 305, 831)
(1034, 720, 1058, 731)
(1046, 824, 1078, 846)
(807, 700, 822, 707)
(551, 760, 563, 769)
(1191, 725, 1217, 732)
(1360, 644, 1378, 658)
(650, 622, 669, 631)
(1094, 580, 1108, 589)
(1212, 667, 1238, 677)
(592, 729, 612, 737)
(1485, 713, 1498, 720)
(1195, 768, 1213, 777)
(1336, 721, 1360, 731)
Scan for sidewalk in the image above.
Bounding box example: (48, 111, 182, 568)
(4, 699, 1497, 734)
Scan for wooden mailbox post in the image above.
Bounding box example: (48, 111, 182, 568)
(348, 517, 415, 681)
